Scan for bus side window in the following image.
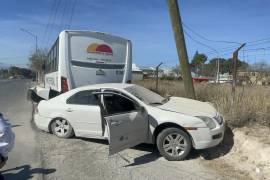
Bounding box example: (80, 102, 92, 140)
(45, 38, 59, 74)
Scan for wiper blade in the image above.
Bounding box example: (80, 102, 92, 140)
(149, 102, 163, 105)
(162, 97, 170, 103)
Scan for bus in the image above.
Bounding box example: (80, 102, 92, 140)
(30, 30, 132, 101)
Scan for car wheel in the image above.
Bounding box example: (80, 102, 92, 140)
(157, 127, 191, 161)
(51, 118, 74, 138)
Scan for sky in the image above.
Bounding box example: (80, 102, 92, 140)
(0, 0, 270, 68)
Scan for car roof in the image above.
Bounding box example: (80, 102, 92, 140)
(74, 83, 134, 91)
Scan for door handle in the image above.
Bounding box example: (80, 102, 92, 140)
(66, 108, 74, 112)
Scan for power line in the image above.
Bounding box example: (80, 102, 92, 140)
(245, 40, 270, 47)
(209, 45, 270, 56)
(243, 46, 270, 51)
(182, 27, 240, 55)
(59, 0, 69, 30)
(182, 23, 241, 45)
(184, 29, 219, 54)
(182, 22, 270, 56)
(246, 37, 270, 44)
(46, 0, 62, 48)
(42, 0, 58, 47)
(67, 0, 78, 29)
(206, 46, 236, 55)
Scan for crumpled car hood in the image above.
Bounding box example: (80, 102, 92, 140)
(157, 97, 217, 117)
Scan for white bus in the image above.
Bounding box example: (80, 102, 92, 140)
(30, 30, 132, 101)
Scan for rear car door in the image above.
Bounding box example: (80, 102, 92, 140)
(65, 90, 103, 137)
(102, 92, 148, 155)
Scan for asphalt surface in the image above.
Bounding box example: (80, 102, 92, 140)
(0, 79, 47, 179)
(0, 79, 248, 180)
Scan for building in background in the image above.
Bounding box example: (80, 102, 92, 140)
(237, 70, 270, 85)
(132, 64, 181, 80)
(132, 63, 143, 81)
(141, 66, 164, 79)
(219, 73, 233, 83)
(161, 67, 178, 79)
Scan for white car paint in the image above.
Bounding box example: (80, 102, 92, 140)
(34, 83, 225, 155)
(0, 114, 15, 158)
(157, 97, 217, 117)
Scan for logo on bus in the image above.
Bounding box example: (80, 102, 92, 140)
(87, 43, 113, 55)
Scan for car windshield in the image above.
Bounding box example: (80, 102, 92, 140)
(125, 85, 167, 105)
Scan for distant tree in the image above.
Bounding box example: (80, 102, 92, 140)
(6, 66, 33, 78)
(226, 58, 249, 73)
(28, 49, 47, 83)
(203, 58, 226, 76)
(0, 69, 8, 78)
(203, 58, 249, 77)
(191, 51, 207, 76)
(9, 66, 22, 76)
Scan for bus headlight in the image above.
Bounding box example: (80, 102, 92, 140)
(197, 116, 216, 130)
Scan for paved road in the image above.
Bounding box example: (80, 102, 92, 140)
(0, 79, 51, 179)
(0, 80, 248, 180)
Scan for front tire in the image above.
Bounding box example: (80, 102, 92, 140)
(157, 127, 191, 161)
(51, 118, 74, 138)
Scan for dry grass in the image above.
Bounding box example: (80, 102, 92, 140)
(134, 79, 270, 128)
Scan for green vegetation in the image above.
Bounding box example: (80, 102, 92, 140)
(0, 66, 33, 78)
(173, 51, 249, 77)
(28, 49, 47, 82)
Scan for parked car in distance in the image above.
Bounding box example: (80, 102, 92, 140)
(34, 83, 225, 161)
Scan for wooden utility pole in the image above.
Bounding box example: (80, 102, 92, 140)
(231, 43, 245, 122)
(155, 62, 163, 92)
(167, 0, 196, 99)
(232, 43, 246, 95)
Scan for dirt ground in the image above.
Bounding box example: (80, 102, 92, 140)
(199, 126, 270, 180)
(36, 125, 252, 180)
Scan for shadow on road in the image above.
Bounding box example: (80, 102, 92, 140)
(124, 126, 234, 166)
(125, 151, 160, 167)
(75, 124, 234, 166)
(79, 137, 109, 145)
(125, 144, 160, 166)
(198, 126, 234, 160)
(11, 125, 22, 128)
(0, 165, 56, 180)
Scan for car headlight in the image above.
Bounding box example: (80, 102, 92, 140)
(197, 116, 216, 130)
(213, 115, 223, 125)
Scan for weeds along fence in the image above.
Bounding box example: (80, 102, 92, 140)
(134, 79, 270, 128)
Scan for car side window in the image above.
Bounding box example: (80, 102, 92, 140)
(103, 93, 138, 115)
(67, 90, 99, 105)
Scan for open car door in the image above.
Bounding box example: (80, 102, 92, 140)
(102, 92, 148, 155)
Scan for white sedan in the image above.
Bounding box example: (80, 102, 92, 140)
(34, 83, 225, 161)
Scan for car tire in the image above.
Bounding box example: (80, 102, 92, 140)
(156, 127, 191, 161)
(51, 118, 74, 138)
